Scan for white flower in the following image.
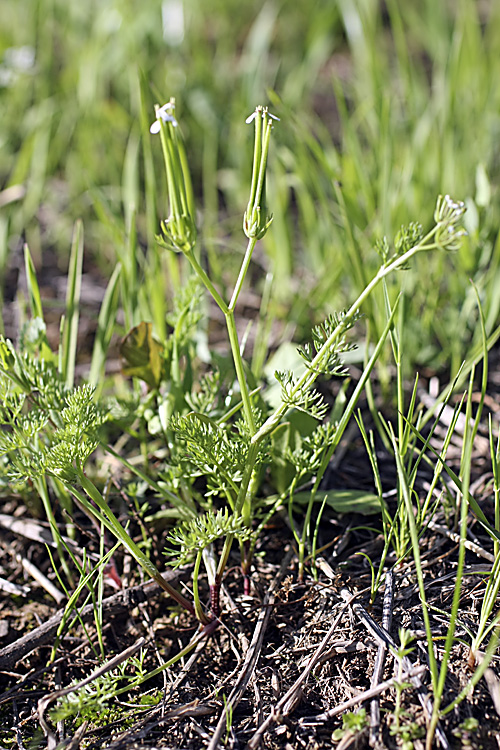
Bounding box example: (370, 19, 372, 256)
(150, 101, 178, 133)
(245, 106, 280, 124)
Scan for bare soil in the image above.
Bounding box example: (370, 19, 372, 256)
(2, 247, 500, 749)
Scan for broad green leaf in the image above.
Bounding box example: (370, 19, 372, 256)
(293, 489, 382, 515)
(120, 321, 164, 388)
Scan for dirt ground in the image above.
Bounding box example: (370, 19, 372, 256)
(2, 242, 500, 749)
(2, 397, 500, 749)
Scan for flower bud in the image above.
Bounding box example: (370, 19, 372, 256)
(243, 106, 279, 240)
(151, 99, 197, 254)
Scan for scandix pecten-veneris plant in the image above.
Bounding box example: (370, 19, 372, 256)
(0, 101, 470, 646)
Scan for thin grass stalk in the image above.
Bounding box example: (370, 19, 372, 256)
(489, 416, 500, 558)
(252, 224, 447, 445)
(382, 280, 404, 444)
(389, 424, 439, 680)
(192, 548, 206, 623)
(427, 376, 474, 744)
(294, 300, 400, 576)
(88, 263, 122, 388)
(64, 469, 203, 622)
(215, 441, 260, 587)
(96, 519, 106, 658)
(36, 475, 74, 588)
(114, 620, 218, 695)
(23, 243, 44, 321)
(60, 220, 83, 389)
(47, 542, 120, 663)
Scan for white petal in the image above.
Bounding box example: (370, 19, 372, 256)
(150, 121, 161, 134)
(245, 111, 258, 124)
(157, 101, 175, 115)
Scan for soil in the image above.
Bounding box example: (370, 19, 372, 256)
(2, 388, 500, 749)
(2, 237, 500, 749)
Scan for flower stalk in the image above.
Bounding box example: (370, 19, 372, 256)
(151, 102, 279, 436)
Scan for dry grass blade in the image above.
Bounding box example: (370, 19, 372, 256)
(475, 652, 500, 718)
(104, 700, 216, 750)
(298, 665, 427, 725)
(0, 575, 30, 597)
(427, 519, 495, 563)
(0, 513, 82, 555)
(18, 554, 65, 604)
(58, 720, 89, 750)
(369, 569, 394, 746)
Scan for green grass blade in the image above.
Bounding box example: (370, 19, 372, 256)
(23, 242, 44, 320)
(61, 219, 84, 388)
(88, 262, 122, 387)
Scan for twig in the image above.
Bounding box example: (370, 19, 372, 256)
(13, 698, 26, 750)
(369, 569, 394, 746)
(164, 629, 211, 701)
(0, 576, 30, 597)
(483, 667, 500, 717)
(206, 547, 294, 750)
(298, 665, 427, 725)
(474, 652, 500, 717)
(246, 599, 349, 749)
(58, 721, 89, 750)
(18, 555, 65, 604)
(0, 567, 191, 669)
(427, 520, 495, 563)
(339, 588, 450, 750)
(104, 700, 215, 749)
(0, 513, 82, 555)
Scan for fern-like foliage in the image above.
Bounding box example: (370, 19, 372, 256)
(297, 310, 362, 376)
(7, 385, 106, 483)
(0, 335, 66, 412)
(286, 422, 338, 478)
(44, 385, 106, 481)
(375, 222, 423, 267)
(185, 370, 221, 414)
(164, 508, 251, 567)
(395, 222, 423, 256)
(274, 370, 327, 421)
(0, 333, 107, 485)
(169, 413, 250, 498)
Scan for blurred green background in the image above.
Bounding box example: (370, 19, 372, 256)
(1, 0, 500, 378)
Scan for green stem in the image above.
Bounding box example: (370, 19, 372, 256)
(69, 470, 203, 621)
(216, 442, 260, 584)
(229, 237, 257, 310)
(287, 476, 301, 548)
(36, 475, 74, 587)
(251, 230, 439, 445)
(115, 619, 219, 694)
(299, 487, 316, 581)
(391, 430, 438, 683)
(185, 250, 228, 314)
(225, 309, 255, 432)
(193, 548, 206, 623)
(185, 246, 256, 433)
